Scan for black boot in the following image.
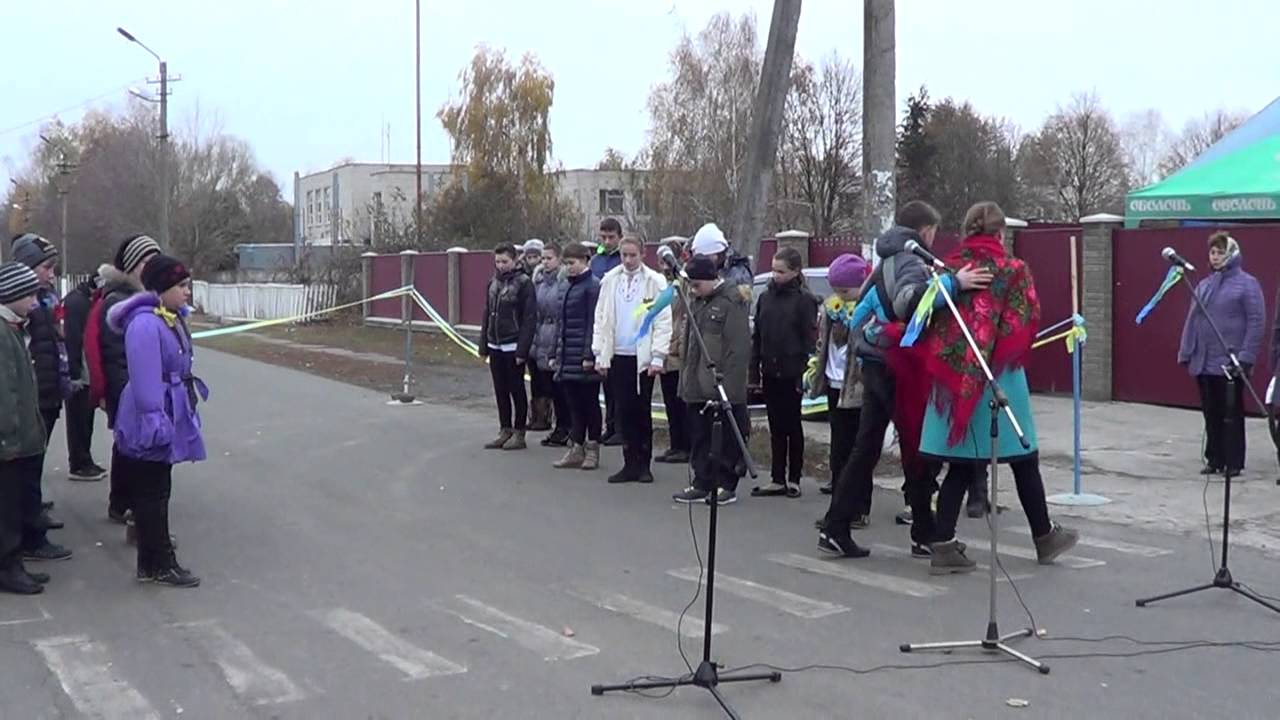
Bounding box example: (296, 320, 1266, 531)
(0, 566, 43, 595)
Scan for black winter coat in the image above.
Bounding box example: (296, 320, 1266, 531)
(752, 276, 818, 380)
(27, 287, 70, 410)
(555, 271, 601, 383)
(63, 278, 95, 379)
(479, 267, 537, 360)
(98, 265, 143, 423)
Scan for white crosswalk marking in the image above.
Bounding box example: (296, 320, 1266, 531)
(563, 585, 727, 638)
(172, 620, 305, 705)
(667, 568, 849, 619)
(970, 543, 1106, 569)
(765, 552, 948, 598)
(868, 544, 1033, 581)
(447, 595, 599, 661)
(32, 635, 160, 720)
(311, 608, 467, 680)
(1008, 528, 1172, 558)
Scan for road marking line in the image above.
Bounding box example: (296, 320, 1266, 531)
(969, 543, 1106, 569)
(0, 601, 50, 626)
(447, 595, 599, 661)
(765, 552, 947, 598)
(868, 544, 1033, 581)
(32, 635, 160, 720)
(563, 585, 727, 637)
(311, 608, 467, 680)
(666, 568, 849, 619)
(172, 620, 305, 705)
(1008, 528, 1172, 558)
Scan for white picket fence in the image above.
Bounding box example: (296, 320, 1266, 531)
(191, 281, 338, 322)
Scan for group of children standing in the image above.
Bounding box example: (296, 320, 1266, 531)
(0, 233, 207, 595)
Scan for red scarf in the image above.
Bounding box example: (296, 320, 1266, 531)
(921, 234, 1040, 445)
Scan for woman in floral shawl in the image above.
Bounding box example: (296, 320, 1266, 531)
(916, 201, 1078, 574)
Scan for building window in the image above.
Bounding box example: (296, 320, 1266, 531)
(372, 191, 383, 211)
(598, 188, 625, 214)
(633, 189, 650, 215)
(306, 190, 314, 227)
(323, 187, 331, 216)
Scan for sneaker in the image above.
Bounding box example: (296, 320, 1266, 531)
(108, 507, 129, 525)
(706, 488, 737, 506)
(484, 429, 514, 450)
(786, 482, 802, 499)
(24, 569, 50, 585)
(1033, 523, 1079, 565)
(24, 542, 72, 562)
(68, 465, 107, 481)
(553, 444, 585, 469)
(602, 433, 624, 447)
(929, 540, 978, 575)
(0, 567, 43, 595)
(141, 565, 201, 588)
(580, 442, 601, 471)
(895, 508, 913, 525)
(850, 514, 871, 529)
(818, 482, 834, 495)
(751, 482, 788, 497)
(501, 430, 527, 451)
(911, 542, 932, 558)
(817, 531, 870, 559)
(673, 487, 710, 504)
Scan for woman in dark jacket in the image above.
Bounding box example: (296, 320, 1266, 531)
(552, 243, 603, 471)
(530, 243, 570, 445)
(751, 246, 818, 498)
(478, 244, 537, 451)
(1177, 232, 1266, 475)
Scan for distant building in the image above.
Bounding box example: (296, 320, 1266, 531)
(292, 162, 652, 248)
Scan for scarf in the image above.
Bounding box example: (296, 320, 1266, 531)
(920, 234, 1040, 445)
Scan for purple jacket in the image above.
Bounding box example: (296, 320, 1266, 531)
(108, 292, 208, 464)
(1177, 252, 1266, 377)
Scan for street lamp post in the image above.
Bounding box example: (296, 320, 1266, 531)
(117, 27, 175, 247)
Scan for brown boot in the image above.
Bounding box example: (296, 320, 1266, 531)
(501, 430, 527, 450)
(580, 441, 600, 470)
(484, 429, 513, 450)
(528, 398, 552, 431)
(554, 443, 585, 469)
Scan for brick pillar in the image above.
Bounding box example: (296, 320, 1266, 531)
(360, 252, 377, 320)
(446, 247, 465, 326)
(1004, 218, 1027, 255)
(1079, 213, 1123, 402)
(775, 229, 810, 266)
(400, 250, 418, 327)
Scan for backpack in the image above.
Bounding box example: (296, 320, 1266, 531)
(84, 288, 107, 407)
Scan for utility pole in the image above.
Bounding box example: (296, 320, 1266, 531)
(862, 0, 896, 263)
(41, 135, 78, 279)
(118, 27, 179, 248)
(414, 0, 424, 247)
(731, 0, 803, 265)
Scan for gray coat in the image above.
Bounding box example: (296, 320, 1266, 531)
(531, 267, 567, 371)
(680, 282, 750, 405)
(1177, 252, 1266, 376)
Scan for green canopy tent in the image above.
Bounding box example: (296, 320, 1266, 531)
(1125, 97, 1280, 227)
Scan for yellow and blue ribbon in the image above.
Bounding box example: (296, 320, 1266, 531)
(1032, 314, 1087, 353)
(1135, 266, 1183, 325)
(630, 283, 676, 345)
(899, 275, 941, 347)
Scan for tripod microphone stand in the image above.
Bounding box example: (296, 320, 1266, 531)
(1136, 270, 1280, 614)
(591, 269, 781, 718)
(898, 264, 1048, 674)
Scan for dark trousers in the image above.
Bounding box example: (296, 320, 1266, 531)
(41, 405, 59, 442)
(763, 375, 804, 484)
(0, 458, 33, 570)
(826, 388, 861, 487)
(117, 454, 175, 572)
(565, 381, 603, 445)
(531, 368, 570, 432)
(608, 356, 655, 470)
(689, 402, 750, 493)
(109, 443, 131, 515)
(603, 380, 617, 437)
(934, 457, 1052, 541)
(65, 387, 97, 471)
(1198, 374, 1246, 471)
(488, 350, 528, 431)
(660, 371, 690, 453)
(15, 452, 47, 550)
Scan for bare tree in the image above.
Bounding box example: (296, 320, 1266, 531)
(1121, 109, 1170, 188)
(1157, 109, 1249, 178)
(1019, 93, 1129, 221)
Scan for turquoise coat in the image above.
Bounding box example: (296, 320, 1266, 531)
(920, 367, 1038, 462)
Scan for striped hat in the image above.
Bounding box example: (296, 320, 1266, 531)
(0, 261, 40, 304)
(114, 234, 162, 274)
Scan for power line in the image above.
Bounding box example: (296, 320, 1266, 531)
(0, 78, 147, 138)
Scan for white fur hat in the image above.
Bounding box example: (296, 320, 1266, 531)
(690, 223, 728, 256)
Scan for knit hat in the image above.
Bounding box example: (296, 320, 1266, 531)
(686, 255, 719, 281)
(828, 253, 870, 289)
(114, 234, 162, 274)
(520, 239, 545, 254)
(141, 254, 190, 294)
(690, 223, 729, 256)
(11, 233, 59, 270)
(0, 261, 40, 305)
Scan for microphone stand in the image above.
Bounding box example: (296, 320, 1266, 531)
(898, 263, 1048, 674)
(1135, 270, 1280, 614)
(591, 266, 780, 717)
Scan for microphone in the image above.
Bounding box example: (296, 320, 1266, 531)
(1161, 247, 1196, 272)
(657, 244, 682, 272)
(903, 239, 945, 269)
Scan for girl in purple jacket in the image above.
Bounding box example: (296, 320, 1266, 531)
(108, 255, 207, 588)
(1177, 232, 1266, 476)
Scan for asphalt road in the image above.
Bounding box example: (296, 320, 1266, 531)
(3, 348, 1278, 719)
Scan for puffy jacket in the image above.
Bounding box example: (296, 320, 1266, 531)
(590, 248, 621, 279)
(478, 267, 537, 360)
(531, 267, 567, 371)
(0, 306, 47, 461)
(98, 263, 145, 424)
(722, 251, 755, 304)
(27, 287, 71, 409)
(855, 226, 933, 362)
(680, 281, 751, 405)
(63, 277, 96, 381)
(555, 271, 602, 383)
(1177, 251, 1266, 376)
(752, 275, 819, 380)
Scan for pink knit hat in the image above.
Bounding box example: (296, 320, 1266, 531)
(828, 253, 869, 289)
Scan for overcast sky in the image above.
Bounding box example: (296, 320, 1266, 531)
(3, 0, 1277, 198)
